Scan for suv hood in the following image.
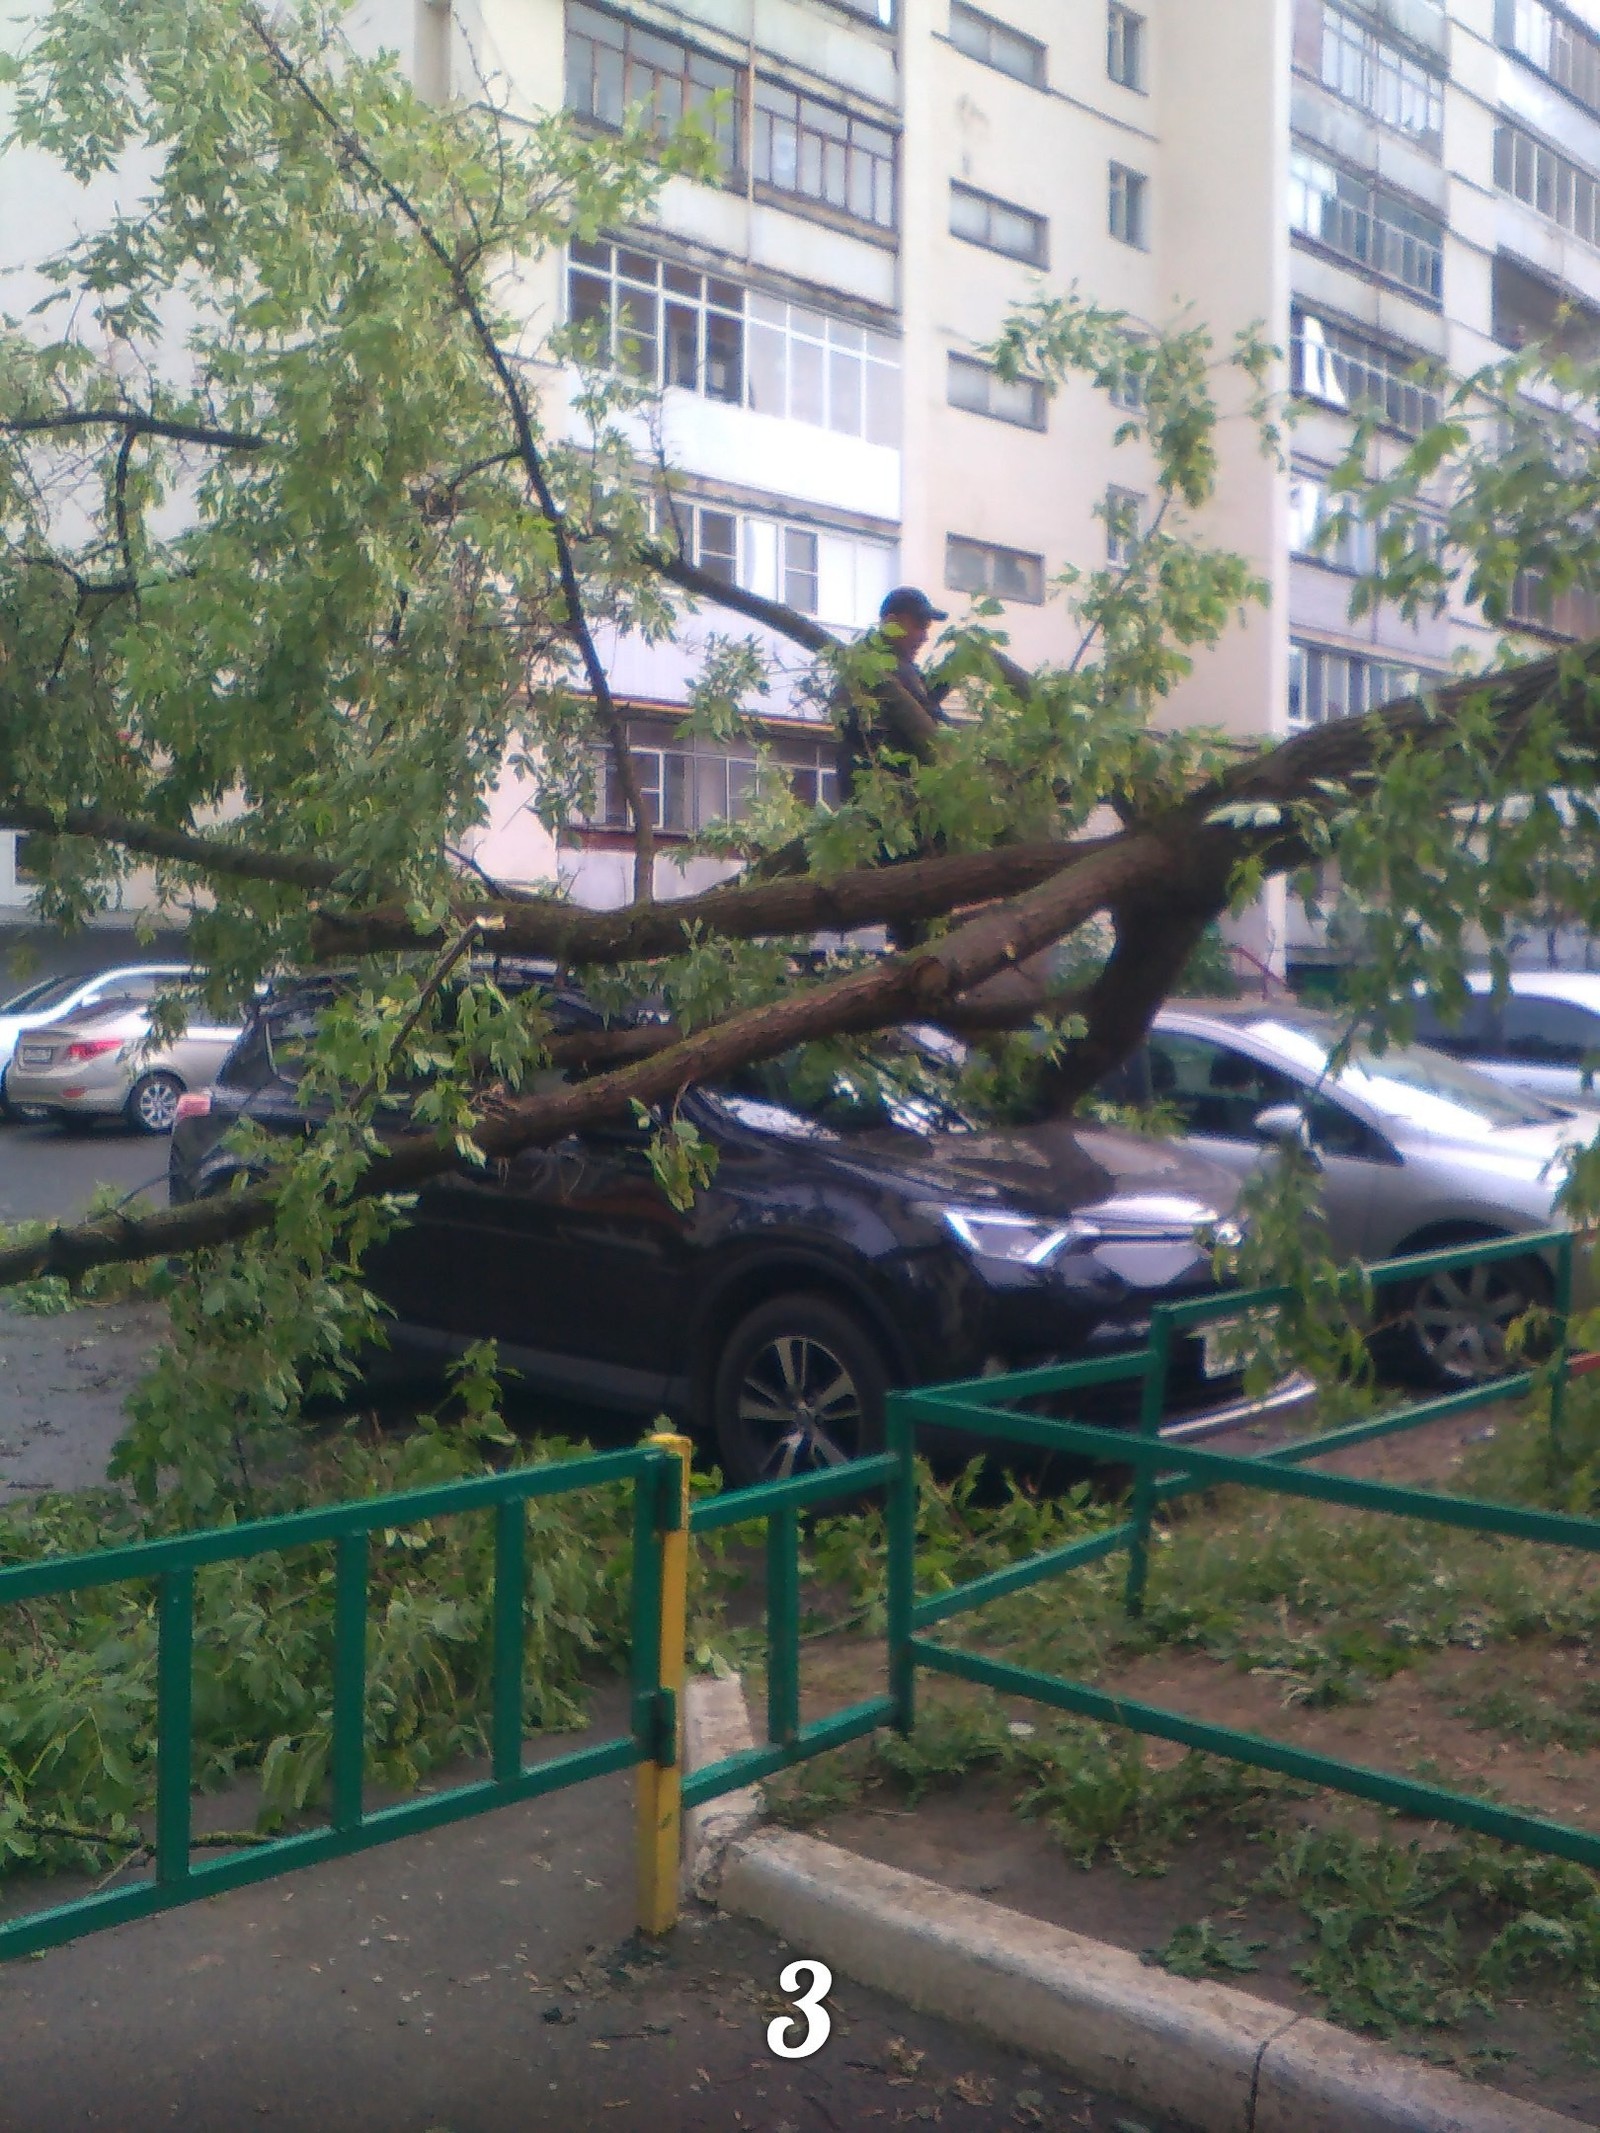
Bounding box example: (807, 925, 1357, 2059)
(814, 1119, 1241, 1236)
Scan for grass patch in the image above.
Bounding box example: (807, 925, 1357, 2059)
(755, 1389, 1600, 2058)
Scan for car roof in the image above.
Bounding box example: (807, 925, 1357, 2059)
(1462, 969, 1600, 1007)
(1160, 997, 1346, 1040)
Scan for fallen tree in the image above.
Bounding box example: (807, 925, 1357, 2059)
(6, 0, 1600, 1382)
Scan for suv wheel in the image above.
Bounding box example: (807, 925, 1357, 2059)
(1394, 1250, 1550, 1386)
(712, 1294, 889, 1489)
(126, 1071, 183, 1136)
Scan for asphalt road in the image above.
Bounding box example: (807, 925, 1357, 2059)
(0, 1112, 169, 1227)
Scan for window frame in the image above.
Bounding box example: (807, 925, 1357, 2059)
(946, 351, 1048, 431)
(564, 2, 743, 174)
(948, 1, 1047, 88)
(1316, 1, 1445, 154)
(949, 179, 1049, 267)
(944, 533, 1047, 605)
(1104, 485, 1145, 567)
(1288, 144, 1444, 306)
(1108, 162, 1149, 249)
(1107, 3, 1146, 91)
(1494, 118, 1600, 250)
(1497, 0, 1600, 121)
(1287, 639, 1423, 730)
(586, 721, 840, 837)
(752, 78, 898, 233)
(1290, 305, 1444, 437)
(566, 240, 902, 448)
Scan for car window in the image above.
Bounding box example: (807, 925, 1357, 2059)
(1147, 1032, 1303, 1141)
(1, 973, 84, 1016)
(87, 971, 167, 1007)
(1495, 996, 1600, 1067)
(1303, 1096, 1390, 1162)
(216, 1020, 274, 1091)
(1410, 993, 1497, 1057)
(1248, 1019, 1557, 1132)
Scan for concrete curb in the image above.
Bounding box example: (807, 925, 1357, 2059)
(682, 1677, 1585, 2133)
(679, 1673, 763, 1899)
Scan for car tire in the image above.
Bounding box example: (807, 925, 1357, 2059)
(1389, 1247, 1552, 1388)
(126, 1071, 184, 1136)
(711, 1293, 890, 1490)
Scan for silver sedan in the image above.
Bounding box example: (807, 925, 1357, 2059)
(1104, 1002, 1600, 1384)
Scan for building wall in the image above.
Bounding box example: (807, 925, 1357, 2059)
(9, 0, 1600, 976)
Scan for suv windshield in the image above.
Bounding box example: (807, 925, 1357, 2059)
(713, 1036, 974, 1137)
(1249, 1019, 1559, 1134)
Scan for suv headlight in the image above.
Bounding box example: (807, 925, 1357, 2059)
(939, 1207, 1099, 1266)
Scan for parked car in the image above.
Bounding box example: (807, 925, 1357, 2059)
(0, 963, 189, 1114)
(5, 987, 244, 1134)
(1099, 1002, 1600, 1385)
(169, 982, 1313, 1485)
(1410, 970, 1600, 1104)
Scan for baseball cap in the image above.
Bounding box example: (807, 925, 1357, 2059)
(879, 586, 949, 625)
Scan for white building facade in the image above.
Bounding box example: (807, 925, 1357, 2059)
(7, 0, 1600, 966)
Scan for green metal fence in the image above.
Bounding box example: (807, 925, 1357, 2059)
(0, 1442, 685, 1959)
(891, 1227, 1600, 1873)
(1, 1229, 1595, 1962)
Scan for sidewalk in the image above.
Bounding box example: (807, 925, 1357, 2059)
(0, 1755, 1184, 2133)
(0, 1291, 1185, 2133)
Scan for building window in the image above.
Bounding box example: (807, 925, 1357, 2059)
(948, 2, 1047, 87)
(1510, 570, 1600, 640)
(567, 241, 902, 446)
(946, 352, 1048, 430)
(564, 3, 742, 172)
(945, 534, 1046, 604)
(652, 494, 896, 630)
(949, 181, 1049, 266)
(1108, 163, 1148, 247)
(1288, 147, 1443, 305)
(1291, 307, 1443, 435)
(1287, 641, 1420, 729)
(752, 81, 897, 230)
(1317, 3, 1444, 153)
(1289, 470, 1377, 574)
(1497, 0, 1600, 120)
(1107, 4, 1146, 90)
(833, 0, 896, 23)
(1104, 486, 1145, 566)
(1492, 252, 1600, 356)
(589, 722, 839, 833)
(1494, 120, 1600, 250)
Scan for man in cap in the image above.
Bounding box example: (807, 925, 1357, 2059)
(835, 585, 953, 803)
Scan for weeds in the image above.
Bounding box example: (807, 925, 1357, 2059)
(1149, 1918, 1265, 1979)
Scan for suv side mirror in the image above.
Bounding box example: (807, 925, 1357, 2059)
(1252, 1103, 1323, 1171)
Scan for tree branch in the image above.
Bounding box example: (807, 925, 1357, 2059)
(2, 409, 266, 451)
(0, 829, 1173, 1293)
(244, 6, 657, 903)
(308, 836, 1115, 963)
(0, 799, 343, 892)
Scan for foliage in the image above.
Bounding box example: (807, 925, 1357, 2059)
(1149, 1917, 1265, 1979)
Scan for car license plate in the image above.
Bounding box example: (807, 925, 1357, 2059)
(17, 1045, 52, 1066)
(1201, 1329, 1236, 1379)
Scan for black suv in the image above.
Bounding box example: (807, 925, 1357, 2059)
(168, 983, 1312, 1484)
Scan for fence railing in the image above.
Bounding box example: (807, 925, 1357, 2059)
(0, 1441, 686, 1959)
(893, 1227, 1600, 1874)
(0, 1230, 1594, 1959)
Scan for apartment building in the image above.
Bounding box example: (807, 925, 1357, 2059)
(8, 0, 1600, 970)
